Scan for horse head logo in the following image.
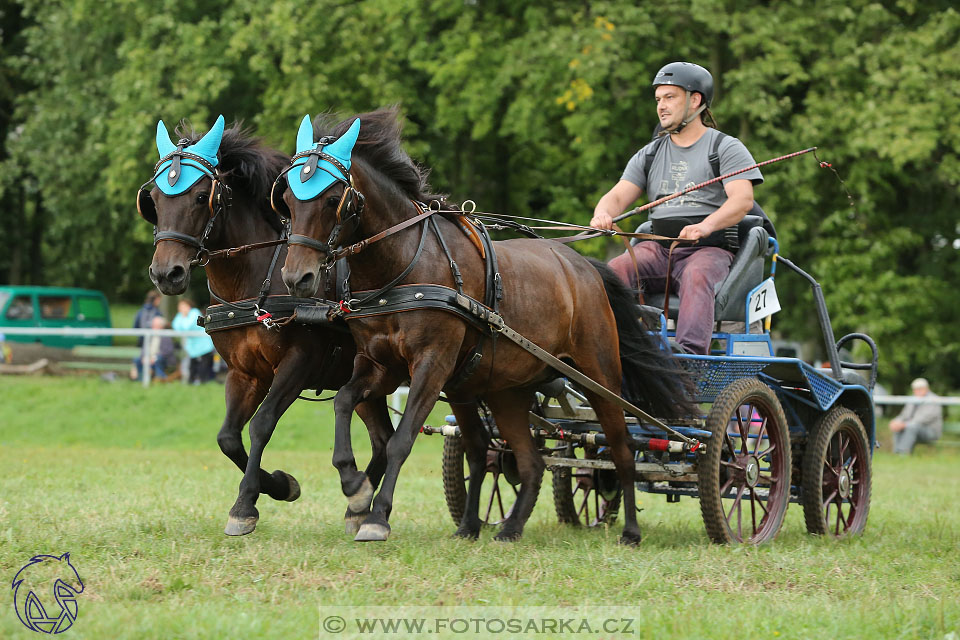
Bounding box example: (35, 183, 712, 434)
(11, 553, 84, 634)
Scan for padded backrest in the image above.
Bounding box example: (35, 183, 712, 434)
(628, 217, 771, 321)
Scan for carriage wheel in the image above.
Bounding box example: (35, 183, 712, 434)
(552, 443, 622, 527)
(442, 435, 520, 526)
(801, 407, 872, 537)
(698, 377, 791, 544)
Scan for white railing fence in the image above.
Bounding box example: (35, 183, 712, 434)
(2, 327, 955, 415)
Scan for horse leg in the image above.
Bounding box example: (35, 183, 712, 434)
(217, 369, 299, 502)
(587, 397, 641, 544)
(483, 389, 544, 542)
(225, 351, 309, 536)
(331, 356, 392, 524)
(354, 361, 453, 542)
(343, 396, 394, 535)
(449, 401, 489, 540)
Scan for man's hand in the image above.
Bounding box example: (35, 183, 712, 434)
(678, 221, 714, 242)
(590, 211, 613, 230)
(889, 419, 906, 433)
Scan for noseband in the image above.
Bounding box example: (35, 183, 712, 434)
(137, 141, 233, 266)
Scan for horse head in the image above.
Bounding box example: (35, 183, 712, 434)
(280, 115, 363, 298)
(142, 115, 226, 295)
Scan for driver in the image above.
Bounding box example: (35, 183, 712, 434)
(590, 62, 764, 354)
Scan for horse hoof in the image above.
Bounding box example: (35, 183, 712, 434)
(453, 528, 480, 541)
(282, 472, 301, 502)
(493, 531, 521, 542)
(618, 531, 642, 546)
(346, 477, 374, 513)
(344, 513, 366, 536)
(354, 523, 391, 542)
(224, 516, 258, 536)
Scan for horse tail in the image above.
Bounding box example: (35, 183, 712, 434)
(587, 258, 698, 419)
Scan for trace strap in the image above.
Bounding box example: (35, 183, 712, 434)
(452, 293, 701, 449)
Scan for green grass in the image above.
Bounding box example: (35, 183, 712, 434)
(1, 376, 958, 639)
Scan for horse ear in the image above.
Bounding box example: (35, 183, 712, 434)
(193, 114, 225, 159)
(156, 120, 177, 158)
(324, 118, 361, 163)
(296, 115, 314, 153)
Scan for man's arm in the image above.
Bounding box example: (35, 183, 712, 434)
(590, 180, 643, 230)
(910, 401, 943, 431)
(678, 178, 754, 242)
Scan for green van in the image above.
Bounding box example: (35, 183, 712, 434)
(0, 286, 112, 348)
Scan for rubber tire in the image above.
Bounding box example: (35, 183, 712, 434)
(552, 446, 621, 527)
(442, 435, 467, 525)
(801, 407, 872, 537)
(698, 377, 792, 544)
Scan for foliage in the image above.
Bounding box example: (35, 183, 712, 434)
(0, 0, 957, 389)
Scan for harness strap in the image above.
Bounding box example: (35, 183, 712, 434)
(451, 293, 700, 447)
(154, 229, 203, 249)
(204, 238, 287, 260)
(333, 204, 437, 260)
(199, 295, 326, 333)
(344, 220, 431, 311)
(289, 233, 331, 254)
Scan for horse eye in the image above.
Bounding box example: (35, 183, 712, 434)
(326, 195, 341, 208)
(196, 193, 209, 204)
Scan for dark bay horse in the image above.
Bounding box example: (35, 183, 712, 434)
(279, 108, 695, 543)
(142, 117, 394, 536)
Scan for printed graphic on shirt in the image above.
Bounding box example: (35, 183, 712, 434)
(659, 160, 696, 208)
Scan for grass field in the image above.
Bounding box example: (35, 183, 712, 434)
(1, 376, 958, 639)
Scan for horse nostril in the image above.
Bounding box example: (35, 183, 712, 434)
(168, 265, 186, 283)
(297, 272, 315, 289)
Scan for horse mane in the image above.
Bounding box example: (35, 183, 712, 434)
(312, 107, 445, 205)
(174, 121, 287, 231)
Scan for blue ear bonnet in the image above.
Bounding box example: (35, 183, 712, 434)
(152, 115, 225, 196)
(288, 116, 361, 201)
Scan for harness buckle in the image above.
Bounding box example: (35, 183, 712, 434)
(255, 306, 278, 330)
(338, 299, 359, 314)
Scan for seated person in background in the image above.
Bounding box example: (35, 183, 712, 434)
(890, 378, 943, 454)
(590, 61, 763, 354)
(131, 316, 177, 381)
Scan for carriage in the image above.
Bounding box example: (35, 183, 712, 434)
(143, 109, 876, 545)
(426, 217, 879, 544)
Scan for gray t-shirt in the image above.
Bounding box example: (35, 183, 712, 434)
(620, 129, 763, 221)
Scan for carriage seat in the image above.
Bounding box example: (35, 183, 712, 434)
(632, 215, 772, 322)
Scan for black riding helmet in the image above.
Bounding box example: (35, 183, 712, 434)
(651, 62, 714, 107)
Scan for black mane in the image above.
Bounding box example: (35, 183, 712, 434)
(174, 121, 288, 227)
(312, 107, 444, 204)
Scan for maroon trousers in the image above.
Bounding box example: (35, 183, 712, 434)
(609, 242, 733, 354)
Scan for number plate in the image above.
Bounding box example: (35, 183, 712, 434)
(747, 278, 781, 324)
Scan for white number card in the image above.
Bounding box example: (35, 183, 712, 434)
(747, 278, 781, 325)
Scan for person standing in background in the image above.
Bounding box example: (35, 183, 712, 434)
(172, 299, 216, 384)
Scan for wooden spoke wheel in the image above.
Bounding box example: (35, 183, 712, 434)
(552, 443, 622, 527)
(698, 377, 792, 544)
(442, 435, 520, 526)
(801, 407, 872, 537)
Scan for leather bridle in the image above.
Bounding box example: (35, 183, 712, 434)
(137, 142, 233, 266)
(271, 140, 365, 268)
